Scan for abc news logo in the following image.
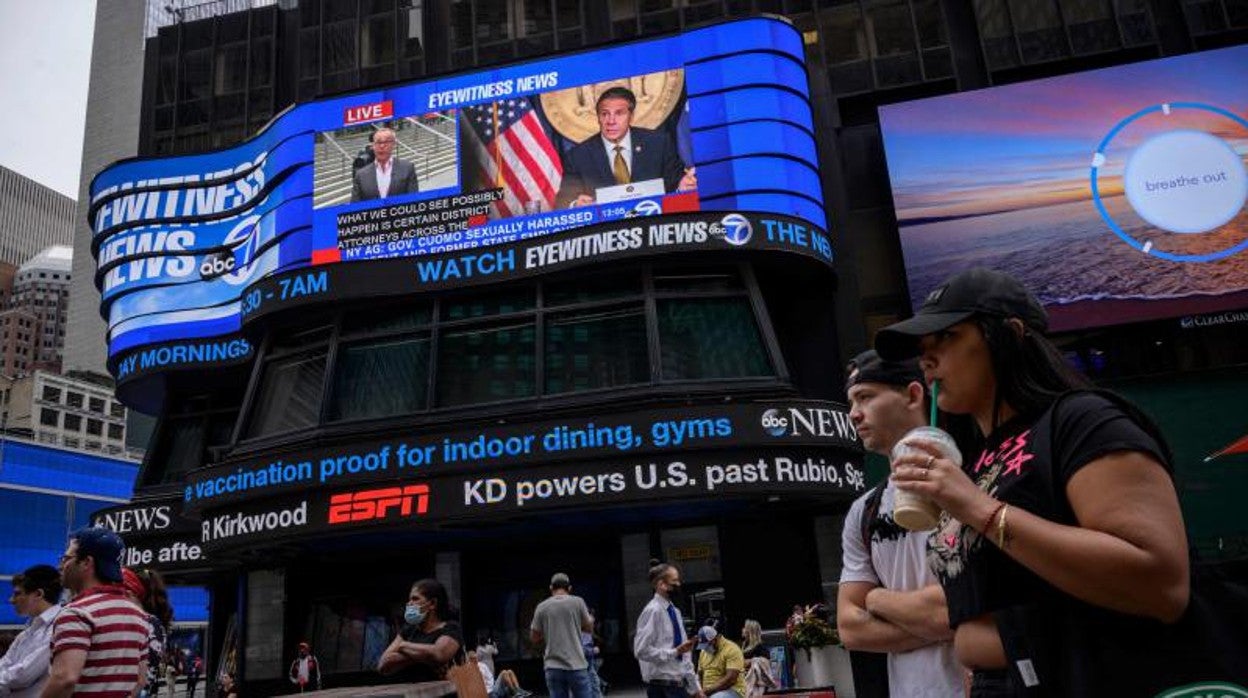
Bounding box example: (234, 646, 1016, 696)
(328, 484, 430, 525)
(760, 407, 857, 441)
(199, 251, 236, 280)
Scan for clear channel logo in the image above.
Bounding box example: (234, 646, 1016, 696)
(760, 409, 788, 437)
(720, 214, 752, 246)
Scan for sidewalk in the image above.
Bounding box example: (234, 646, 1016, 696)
(152, 683, 207, 698)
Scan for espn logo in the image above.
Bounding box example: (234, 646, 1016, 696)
(328, 485, 430, 524)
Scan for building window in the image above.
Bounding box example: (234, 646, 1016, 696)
(329, 306, 433, 421)
(110, 402, 126, 419)
(215, 42, 249, 96)
(40, 408, 58, 427)
(437, 318, 537, 407)
(64, 413, 82, 432)
(66, 392, 83, 409)
(654, 269, 772, 380)
(108, 423, 124, 440)
(41, 385, 61, 403)
(141, 404, 238, 487)
(244, 326, 333, 439)
(362, 10, 397, 68)
(89, 397, 106, 413)
(544, 273, 648, 395)
(86, 419, 103, 436)
(241, 265, 782, 441)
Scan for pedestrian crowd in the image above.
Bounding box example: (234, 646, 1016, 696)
(0, 527, 192, 698)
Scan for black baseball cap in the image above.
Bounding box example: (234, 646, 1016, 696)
(876, 267, 1048, 360)
(845, 350, 924, 389)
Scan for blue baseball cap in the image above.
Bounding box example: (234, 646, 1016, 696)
(71, 527, 125, 583)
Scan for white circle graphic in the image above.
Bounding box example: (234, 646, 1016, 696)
(1122, 129, 1248, 234)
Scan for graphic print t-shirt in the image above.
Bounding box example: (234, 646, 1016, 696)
(927, 393, 1169, 626)
(841, 482, 964, 697)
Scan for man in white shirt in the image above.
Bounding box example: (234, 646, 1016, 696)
(837, 350, 964, 697)
(633, 563, 702, 698)
(0, 565, 63, 697)
(351, 127, 420, 202)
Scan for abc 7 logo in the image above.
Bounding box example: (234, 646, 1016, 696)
(633, 199, 662, 216)
(200, 215, 261, 284)
(760, 408, 788, 436)
(719, 213, 752, 246)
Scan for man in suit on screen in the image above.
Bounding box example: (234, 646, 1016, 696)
(555, 87, 696, 208)
(352, 127, 420, 202)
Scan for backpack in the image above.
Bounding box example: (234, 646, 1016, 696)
(858, 482, 886, 552)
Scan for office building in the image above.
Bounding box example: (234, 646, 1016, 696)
(0, 246, 73, 376)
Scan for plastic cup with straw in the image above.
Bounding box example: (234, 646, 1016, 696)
(890, 379, 960, 531)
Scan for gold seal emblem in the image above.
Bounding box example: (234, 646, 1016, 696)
(540, 70, 686, 144)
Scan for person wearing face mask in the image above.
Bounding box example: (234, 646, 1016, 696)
(287, 641, 321, 692)
(379, 578, 465, 683)
(633, 562, 702, 698)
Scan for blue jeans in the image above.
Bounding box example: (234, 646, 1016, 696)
(585, 659, 603, 698)
(545, 668, 594, 698)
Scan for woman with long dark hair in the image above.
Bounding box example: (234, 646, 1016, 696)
(875, 267, 1244, 696)
(378, 578, 466, 682)
(123, 567, 175, 698)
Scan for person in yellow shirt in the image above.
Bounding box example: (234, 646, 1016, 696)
(696, 624, 746, 698)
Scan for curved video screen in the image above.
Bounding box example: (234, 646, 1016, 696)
(89, 17, 825, 370)
(879, 44, 1248, 332)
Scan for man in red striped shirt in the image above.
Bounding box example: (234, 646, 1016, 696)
(42, 528, 151, 698)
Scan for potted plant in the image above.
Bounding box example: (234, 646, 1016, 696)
(786, 604, 856, 698)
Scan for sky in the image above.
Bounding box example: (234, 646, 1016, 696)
(0, 0, 97, 199)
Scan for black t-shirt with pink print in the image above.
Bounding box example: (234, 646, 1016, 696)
(927, 392, 1169, 627)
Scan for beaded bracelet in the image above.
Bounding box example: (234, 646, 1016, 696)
(982, 500, 1005, 535)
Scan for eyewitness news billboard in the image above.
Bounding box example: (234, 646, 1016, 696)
(90, 16, 824, 375)
(879, 44, 1248, 331)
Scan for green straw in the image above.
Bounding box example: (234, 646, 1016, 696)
(929, 379, 940, 426)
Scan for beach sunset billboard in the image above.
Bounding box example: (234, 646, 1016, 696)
(879, 44, 1248, 332)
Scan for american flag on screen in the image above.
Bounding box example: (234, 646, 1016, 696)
(462, 98, 563, 217)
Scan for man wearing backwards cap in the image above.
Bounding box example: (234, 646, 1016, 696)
(43, 527, 150, 698)
(836, 350, 963, 697)
(694, 623, 745, 698)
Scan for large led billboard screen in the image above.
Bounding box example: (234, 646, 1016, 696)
(90, 17, 826, 376)
(879, 44, 1248, 332)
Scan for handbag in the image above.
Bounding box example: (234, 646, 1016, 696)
(446, 660, 490, 698)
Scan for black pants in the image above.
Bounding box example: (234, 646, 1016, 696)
(645, 682, 687, 698)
